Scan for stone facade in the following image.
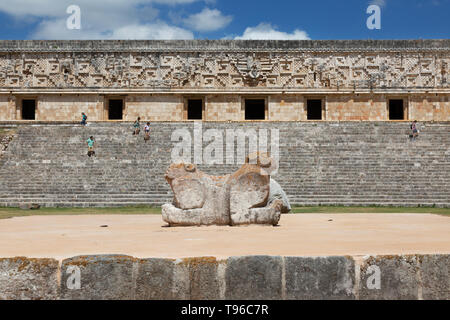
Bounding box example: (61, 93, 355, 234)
(0, 40, 448, 121)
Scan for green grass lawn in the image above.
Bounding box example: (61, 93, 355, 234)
(0, 206, 161, 220)
(0, 205, 448, 220)
(292, 206, 450, 215)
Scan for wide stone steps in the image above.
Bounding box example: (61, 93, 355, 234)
(0, 122, 449, 207)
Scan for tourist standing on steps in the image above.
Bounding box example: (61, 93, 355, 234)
(411, 120, 419, 141)
(81, 112, 87, 126)
(86, 136, 95, 157)
(133, 117, 141, 135)
(144, 122, 150, 142)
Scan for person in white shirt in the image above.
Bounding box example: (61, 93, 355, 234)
(144, 122, 150, 142)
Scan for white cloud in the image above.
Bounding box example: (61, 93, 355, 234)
(234, 23, 310, 40)
(183, 8, 232, 32)
(110, 23, 194, 39)
(31, 19, 194, 40)
(0, 0, 203, 17)
(0, 0, 203, 39)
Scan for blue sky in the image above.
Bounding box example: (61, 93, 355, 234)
(0, 0, 449, 40)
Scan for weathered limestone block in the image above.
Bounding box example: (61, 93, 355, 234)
(359, 255, 420, 300)
(182, 257, 225, 300)
(0, 257, 59, 300)
(419, 254, 449, 300)
(285, 256, 355, 300)
(162, 154, 284, 227)
(60, 255, 136, 300)
(225, 256, 283, 300)
(135, 258, 176, 300)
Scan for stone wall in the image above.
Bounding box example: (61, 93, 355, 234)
(1, 93, 449, 122)
(327, 94, 388, 121)
(0, 40, 448, 93)
(126, 95, 184, 121)
(409, 94, 450, 121)
(0, 96, 15, 121)
(0, 40, 448, 122)
(205, 95, 242, 121)
(35, 94, 104, 121)
(0, 254, 447, 300)
(269, 95, 304, 121)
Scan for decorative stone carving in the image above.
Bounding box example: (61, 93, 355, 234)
(0, 47, 447, 90)
(162, 154, 284, 227)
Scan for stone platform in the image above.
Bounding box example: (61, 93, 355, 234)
(0, 214, 449, 259)
(0, 214, 448, 300)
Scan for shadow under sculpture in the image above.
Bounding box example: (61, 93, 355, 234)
(162, 154, 290, 227)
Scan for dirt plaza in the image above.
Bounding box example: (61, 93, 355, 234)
(0, 213, 448, 260)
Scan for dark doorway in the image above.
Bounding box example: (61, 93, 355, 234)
(307, 99, 322, 120)
(245, 99, 266, 120)
(187, 99, 203, 120)
(389, 99, 404, 120)
(22, 99, 36, 120)
(108, 99, 123, 120)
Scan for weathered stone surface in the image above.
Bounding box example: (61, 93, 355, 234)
(184, 257, 224, 300)
(60, 255, 136, 300)
(225, 256, 283, 300)
(0, 254, 447, 300)
(228, 162, 271, 225)
(135, 258, 175, 300)
(419, 254, 449, 300)
(162, 163, 230, 226)
(136, 257, 225, 300)
(0, 133, 14, 158)
(1, 122, 450, 208)
(269, 179, 291, 213)
(0, 257, 59, 300)
(285, 256, 355, 300)
(163, 154, 283, 227)
(359, 255, 420, 300)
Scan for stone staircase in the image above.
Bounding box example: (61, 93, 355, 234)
(0, 122, 449, 208)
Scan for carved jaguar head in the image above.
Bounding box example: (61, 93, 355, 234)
(165, 162, 197, 184)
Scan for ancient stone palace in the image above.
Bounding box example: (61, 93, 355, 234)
(0, 39, 449, 122)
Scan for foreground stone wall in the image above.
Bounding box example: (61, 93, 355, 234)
(0, 255, 447, 300)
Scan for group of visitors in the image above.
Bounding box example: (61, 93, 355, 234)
(81, 113, 150, 157)
(80, 112, 420, 156)
(133, 117, 151, 142)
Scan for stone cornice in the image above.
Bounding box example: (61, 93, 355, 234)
(0, 40, 449, 53)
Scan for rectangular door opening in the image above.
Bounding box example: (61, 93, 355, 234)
(245, 99, 266, 120)
(187, 99, 203, 120)
(389, 99, 404, 120)
(108, 99, 123, 120)
(307, 99, 322, 120)
(22, 99, 36, 120)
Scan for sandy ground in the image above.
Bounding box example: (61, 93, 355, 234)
(0, 214, 449, 260)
